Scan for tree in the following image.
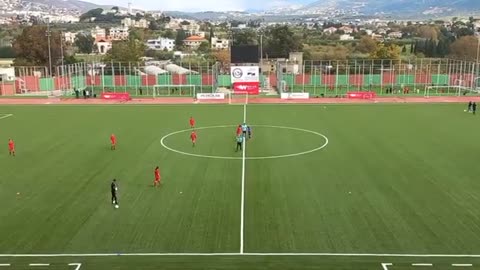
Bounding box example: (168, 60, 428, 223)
(164, 29, 176, 39)
(449, 36, 478, 61)
(175, 29, 187, 50)
(402, 45, 407, 53)
(12, 25, 63, 68)
(370, 44, 401, 60)
(79, 8, 104, 21)
(74, 34, 95, 54)
(105, 39, 146, 62)
(233, 29, 257, 46)
(197, 41, 211, 54)
(356, 36, 378, 54)
(211, 50, 230, 64)
(417, 25, 439, 40)
(264, 25, 302, 58)
(454, 27, 474, 38)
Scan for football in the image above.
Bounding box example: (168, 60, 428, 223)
(115, 205, 119, 209)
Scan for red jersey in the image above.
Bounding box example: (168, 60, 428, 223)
(8, 140, 14, 149)
(154, 168, 160, 179)
(190, 132, 197, 141)
(189, 117, 195, 126)
(236, 126, 242, 135)
(110, 134, 116, 143)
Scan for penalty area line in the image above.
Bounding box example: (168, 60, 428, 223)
(0, 114, 13, 120)
(2, 253, 480, 257)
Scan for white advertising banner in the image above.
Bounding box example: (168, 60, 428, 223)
(196, 93, 225, 100)
(280, 92, 310, 99)
(230, 66, 260, 83)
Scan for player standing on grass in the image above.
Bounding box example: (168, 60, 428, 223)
(236, 125, 242, 136)
(235, 135, 244, 152)
(189, 116, 195, 129)
(190, 130, 197, 147)
(110, 134, 116, 150)
(247, 126, 252, 139)
(473, 102, 477, 115)
(154, 166, 161, 187)
(111, 179, 119, 205)
(241, 123, 248, 138)
(8, 138, 15, 156)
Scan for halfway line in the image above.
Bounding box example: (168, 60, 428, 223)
(240, 104, 247, 254)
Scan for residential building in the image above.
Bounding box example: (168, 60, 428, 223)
(387, 31, 403, 39)
(96, 37, 112, 54)
(181, 22, 201, 35)
(323, 27, 337, 34)
(339, 34, 354, 41)
(183, 35, 207, 49)
(121, 18, 149, 28)
(146, 37, 175, 51)
(211, 37, 229, 50)
(91, 26, 106, 39)
(109, 26, 129, 40)
(63, 32, 77, 44)
(339, 26, 354, 34)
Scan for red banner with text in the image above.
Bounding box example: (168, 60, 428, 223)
(232, 82, 260, 95)
(346, 91, 376, 99)
(101, 92, 131, 101)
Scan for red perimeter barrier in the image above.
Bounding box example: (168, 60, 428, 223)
(347, 91, 376, 99)
(101, 92, 131, 100)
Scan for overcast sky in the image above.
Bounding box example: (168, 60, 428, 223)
(91, 0, 312, 11)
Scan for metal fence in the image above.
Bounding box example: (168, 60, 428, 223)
(1, 58, 478, 97)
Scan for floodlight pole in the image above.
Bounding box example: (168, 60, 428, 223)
(46, 18, 53, 77)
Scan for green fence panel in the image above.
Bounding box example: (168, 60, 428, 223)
(364, 74, 382, 86)
(187, 75, 202, 86)
(283, 74, 295, 87)
(432, 74, 449, 85)
(127, 75, 141, 87)
(218, 75, 231, 87)
(71, 76, 86, 89)
(337, 75, 349, 86)
(157, 74, 172, 85)
(102, 76, 114, 87)
(311, 75, 321, 85)
(397, 74, 415, 85)
(40, 78, 54, 91)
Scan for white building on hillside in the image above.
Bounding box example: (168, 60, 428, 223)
(146, 37, 175, 51)
(122, 18, 150, 28)
(109, 26, 129, 40)
(211, 37, 229, 50)
(339, 34, 354, 41)
(63, 32, 78, 44)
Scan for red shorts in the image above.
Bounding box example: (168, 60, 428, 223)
(9, 147, 14, 151)
(191, 139, 196, 143)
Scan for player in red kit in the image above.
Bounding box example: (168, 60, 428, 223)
(236, 125, 242, 136)
(110, 134, 116, 150)
(154, 166, 161, 187)
(189, 116, 195, 129)
(190, 131, 197, 147)
(8, 139, 15, 156)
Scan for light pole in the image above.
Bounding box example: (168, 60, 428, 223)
(46, 18, 53, 77)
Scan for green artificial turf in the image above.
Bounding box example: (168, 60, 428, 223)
(0, 103, 480, 269)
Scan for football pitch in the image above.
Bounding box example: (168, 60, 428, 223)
(1, 103, 480, 270)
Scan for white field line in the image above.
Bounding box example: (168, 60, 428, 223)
(452, 264, 473, 267)
(29, 263, 50, 266)
(0, 114, 13, 120)
(240, 104, 247, 254)
(68, 263, 82, 270)
(0, 264, 10, 266)
(412, 263, 433, 266)
(381, 263, 392, 270)
(1, 253, 480, 257)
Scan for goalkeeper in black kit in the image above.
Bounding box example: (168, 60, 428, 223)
(111, 179, 119, 206)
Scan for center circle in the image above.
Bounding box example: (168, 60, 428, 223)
(160, 125, 329, 160)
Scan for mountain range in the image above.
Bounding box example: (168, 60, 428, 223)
(7, 0, 480, 19)
(165, 0, 480, 19)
